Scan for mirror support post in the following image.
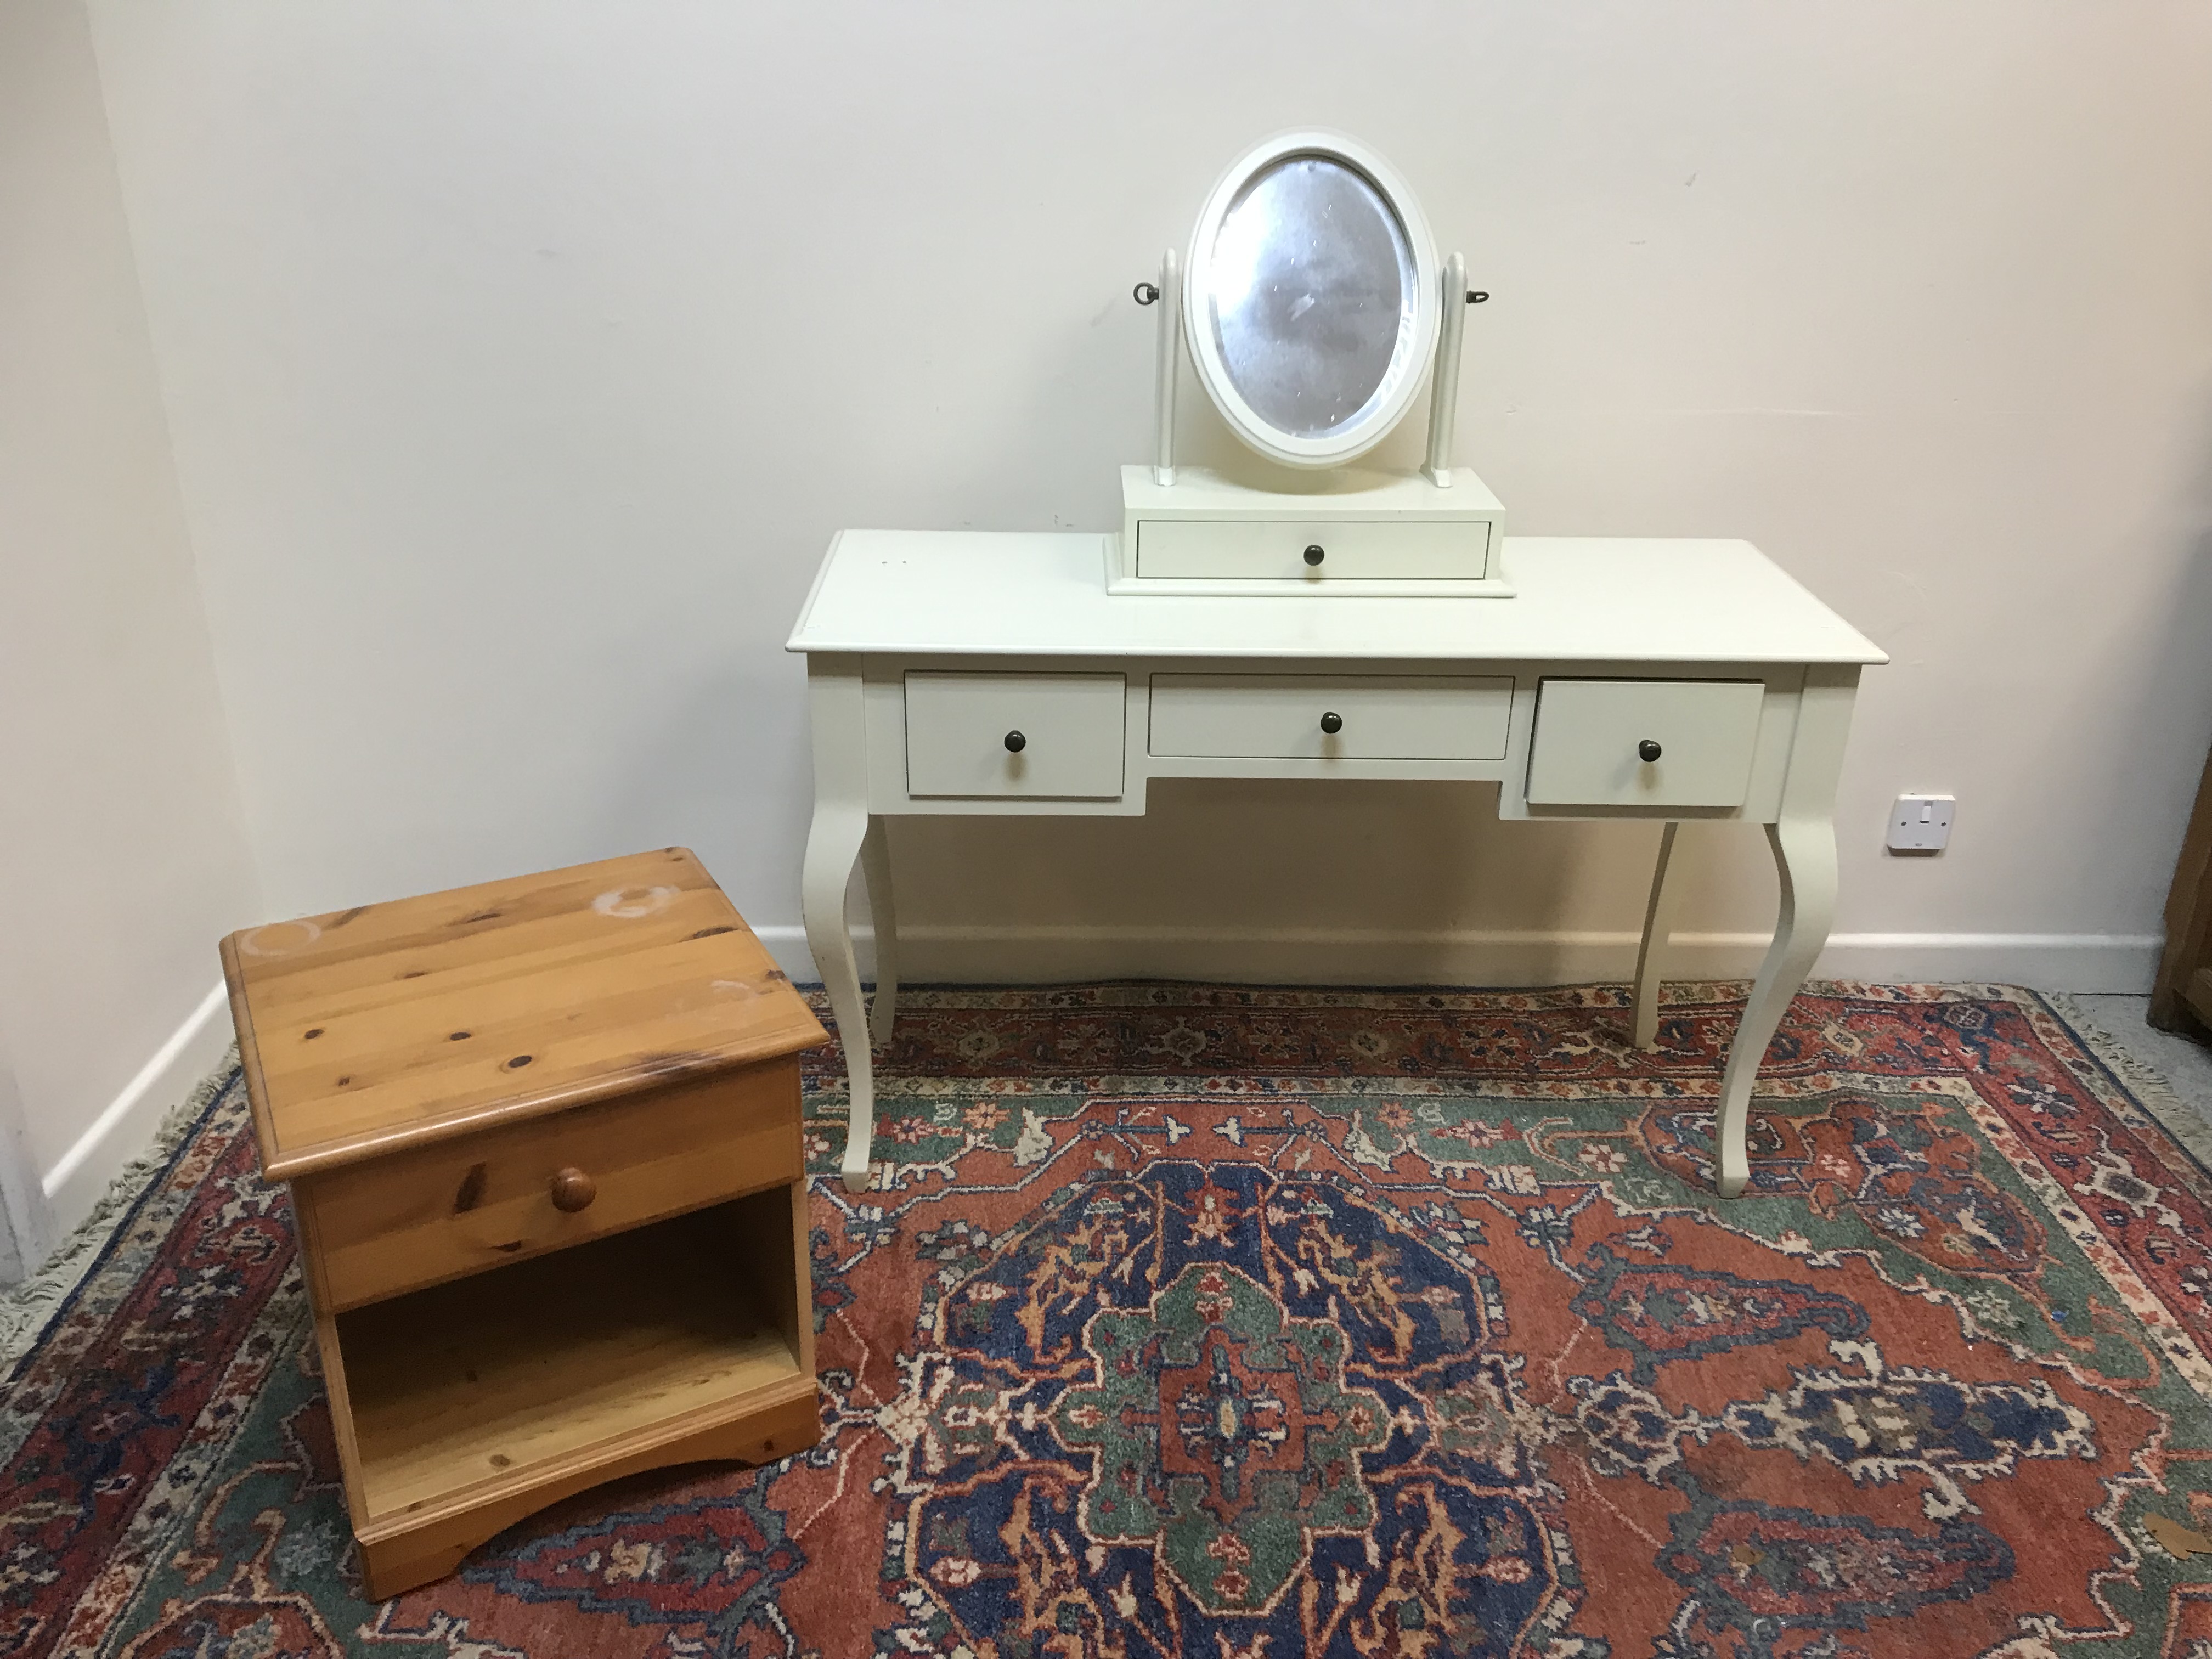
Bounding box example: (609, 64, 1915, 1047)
(1153, 247, 1180, 486)
(1424, 251, 1466, 487)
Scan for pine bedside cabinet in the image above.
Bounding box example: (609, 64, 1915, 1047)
(218, 848, 827, 1599)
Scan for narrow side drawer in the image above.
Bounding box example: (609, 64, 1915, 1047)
(1525, 679, 1766, 809)
(299, 1060, 802, 1311)
(905, 672, 1125, 799)
(1135, 518, 1491, 581)
(1151, 675, 1513, 760)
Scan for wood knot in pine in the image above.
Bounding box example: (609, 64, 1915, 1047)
(453, 1164, 487, 1213)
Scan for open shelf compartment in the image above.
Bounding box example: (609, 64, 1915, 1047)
(333, 1189, 806, 1527)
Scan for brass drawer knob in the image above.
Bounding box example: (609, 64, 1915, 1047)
(550, 1166, 597, 1212)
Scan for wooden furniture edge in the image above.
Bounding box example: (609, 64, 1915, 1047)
(296, 1196, 371, 1532)
(2152, 744, 2212, 1034)
(2186, 966, 2212, 1030)
(787, 1181, 816, 1381)
(219, 930, 284, 1176)
(261, 1035, 826, 1181)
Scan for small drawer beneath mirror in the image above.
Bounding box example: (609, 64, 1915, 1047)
(1526, 679, 1766, 808)
(1151, 674, 1513, 760)
(1134, 518, 1491, 582)
(905, 672, 1126, 798)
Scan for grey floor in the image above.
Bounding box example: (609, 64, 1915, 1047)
(2067, 992, 2212, 1136)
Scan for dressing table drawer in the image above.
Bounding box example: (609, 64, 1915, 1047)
(1151, 674, 1513, 760)
(1526, 679, 1765, 808)
(905, 672, 1126, 798)
(1133, 519, 1491, 581)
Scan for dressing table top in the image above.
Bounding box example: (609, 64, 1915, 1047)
(788, 532, 1888, 666)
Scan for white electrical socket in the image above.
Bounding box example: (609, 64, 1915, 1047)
(1887, 793, 1955, 853)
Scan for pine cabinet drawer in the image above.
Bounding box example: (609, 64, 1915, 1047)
(1151, 674, 1513, 760)
(298, 1062, 802, 1312)
(1526, 679, 1766, 808)
(905, 672, 1126, 798)
(1133, 518, 1490, 581)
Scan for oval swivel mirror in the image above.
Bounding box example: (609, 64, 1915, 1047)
(1184, 132, 1440, 469)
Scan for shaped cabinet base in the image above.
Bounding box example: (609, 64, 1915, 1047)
(315, 1193, 819, 1600)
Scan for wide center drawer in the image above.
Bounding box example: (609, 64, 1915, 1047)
(1134, 518, 1491, 581)
(1150, 674, 1514, 760)
(298, 1061, 802, 1311)
(905, 672, 1126, 798)
(1525, 679, 1767, 808)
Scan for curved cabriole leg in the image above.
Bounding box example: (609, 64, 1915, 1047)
(1712, 815, 1837, 1198)
(1632, 822, 1684, 1051)
(803, 801, 874, 1193)
(861, 815, 899, 1047)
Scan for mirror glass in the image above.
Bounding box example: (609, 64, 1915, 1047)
(1201, 155, 1417, 441)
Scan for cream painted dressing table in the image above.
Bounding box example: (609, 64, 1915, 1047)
(788, 129, 1884, 1198)
(788, 529, 1884, 1197)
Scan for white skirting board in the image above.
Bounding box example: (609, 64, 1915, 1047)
(755, 924, 2160, 994)
(40, 981, 235, 1243)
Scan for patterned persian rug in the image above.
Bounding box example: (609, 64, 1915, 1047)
(7, 982, 2212, 1659)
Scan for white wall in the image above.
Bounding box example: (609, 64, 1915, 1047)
(81, 1, 2212, 991)
(0, 0, 263, 1257)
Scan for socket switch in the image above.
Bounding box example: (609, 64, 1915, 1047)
(1887, 794, 1954, 854)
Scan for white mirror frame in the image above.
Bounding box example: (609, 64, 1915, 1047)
(1181, 131, 1442, 470)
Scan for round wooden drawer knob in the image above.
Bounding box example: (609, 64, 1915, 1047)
(550, 1166, 597, 1212)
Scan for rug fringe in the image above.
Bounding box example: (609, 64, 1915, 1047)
(0, 1047, 240, 1380)
(2035, 990, 2212, 1173)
